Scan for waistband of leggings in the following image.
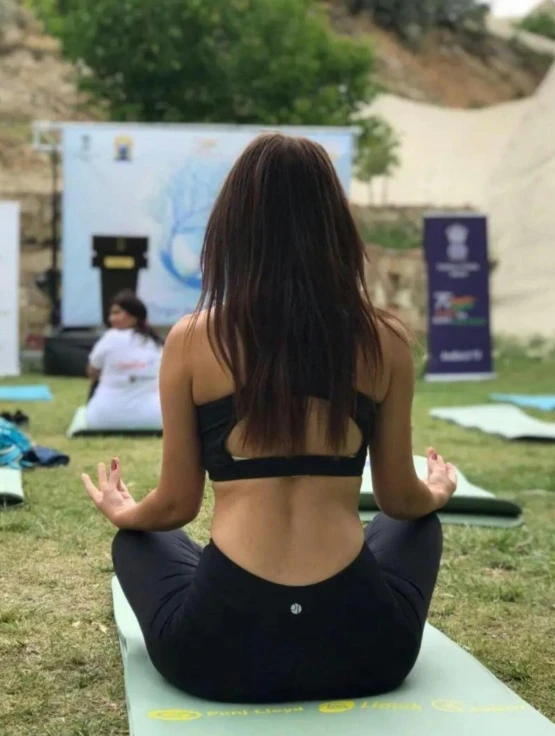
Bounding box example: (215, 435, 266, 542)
(195, 539, 373, 613)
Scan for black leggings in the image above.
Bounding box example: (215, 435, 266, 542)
(113, 513, 442, 703)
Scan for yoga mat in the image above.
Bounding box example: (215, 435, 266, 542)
(491, 394, 555, 413)
(0, 468, 24, 507)
(359, 455, 522, 528)
(430, 404, 555, 441)
(112, 577, 555, 735)
(67, 406, 162, 438)
(0, 385, 52, 402)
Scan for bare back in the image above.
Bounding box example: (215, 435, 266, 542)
(189, 313, 392, 586)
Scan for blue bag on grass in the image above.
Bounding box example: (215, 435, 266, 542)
(0, 418, 34, 470)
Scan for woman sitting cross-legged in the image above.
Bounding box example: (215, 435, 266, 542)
(82, 133, 457, 704)
(86, 290, 163, 431)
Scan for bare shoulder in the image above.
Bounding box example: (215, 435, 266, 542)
(159, 313, 207, 380)
(375, 315, 414, 394)
(377, 315, 412, 363)
(166, 311, 209, 350)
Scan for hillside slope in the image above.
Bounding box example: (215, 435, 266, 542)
(327, 3, 552, 107)
(0, 13, 102, 196)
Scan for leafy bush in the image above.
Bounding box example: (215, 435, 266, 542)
(26, 0, 401, 179)
(354, 116, 400, 193)
(518, 12, 555, 41)
(354, 210, 422, 251)
(30, 0, 375, 126)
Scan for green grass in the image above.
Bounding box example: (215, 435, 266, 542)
(1, 352, 555, 734)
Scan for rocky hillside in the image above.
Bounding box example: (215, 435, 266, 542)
(0, 4, 552, 198)
(327, 2, 553, 107)
(0, 8, 102, 197)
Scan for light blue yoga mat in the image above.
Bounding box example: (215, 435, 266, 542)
(112, 578, 555, 735)
(0, 385, 52, 402)
(430, 405, 555, 441)
(0, 468, 24, 507)
(491, 394, 555, 412)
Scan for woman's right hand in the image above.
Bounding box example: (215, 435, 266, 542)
(425, 447, 457, 509)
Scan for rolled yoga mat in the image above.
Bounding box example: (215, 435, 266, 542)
(359, 455, 522, 528)
(67, 406, 162, 438)
(430, 404, 555, 441)
(0, 385, 52, 402)
(490, 394, 555, 413)
(0, 468, 24, 508)
(112, 577, 555, 736)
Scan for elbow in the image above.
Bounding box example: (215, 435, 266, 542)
(175, 507, 200, 527)
(374, 483, 426, 521)
(163, 501, 199, 529)
(164, 495, 203, 529)
(154, 478, 205, 529)
(377, 499, 417, 521)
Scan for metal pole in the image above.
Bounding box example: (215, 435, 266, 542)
(51, 149, 60, 327)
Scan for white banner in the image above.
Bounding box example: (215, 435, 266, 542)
(61, 123, 355, 327)
(0, 202, 20, 377)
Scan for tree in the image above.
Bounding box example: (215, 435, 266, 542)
(354, 117, 400, 203)
(37, 0, 377, 126)
(25, 0, 67, 36)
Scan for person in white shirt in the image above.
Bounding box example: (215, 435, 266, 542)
(86, 291, 163, 430)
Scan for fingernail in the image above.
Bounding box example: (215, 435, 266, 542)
(431, 452, 438, 460)
(111, 458, 117, 471)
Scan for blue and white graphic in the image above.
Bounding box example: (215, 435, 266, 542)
(149, 159, 230, 292)
(61, 124, 356, 326)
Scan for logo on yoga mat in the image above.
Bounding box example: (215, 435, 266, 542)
(318, 701, 355, 714)
(431, 700, 466, 713)
(149, 709, 202, 721)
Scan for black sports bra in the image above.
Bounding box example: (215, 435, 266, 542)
(196, 390, 378, 482)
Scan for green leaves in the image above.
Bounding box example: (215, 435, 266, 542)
(26, 0, 402, 174)
(30, 0, 378, 128)
(354, 116, 400, 182)
(518, 11, 555, 41)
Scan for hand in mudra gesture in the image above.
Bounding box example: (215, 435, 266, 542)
(425, 447, 457, 508)
(82, 457, 136, 527)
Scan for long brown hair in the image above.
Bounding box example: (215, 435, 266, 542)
(193, 133, 388, 455)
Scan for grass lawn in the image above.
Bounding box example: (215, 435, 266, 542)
(1, 349, 554, 735)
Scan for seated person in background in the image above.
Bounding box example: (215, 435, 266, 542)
(86, 291, 163, 430)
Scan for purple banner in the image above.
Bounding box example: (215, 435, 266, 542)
(423, 214, 494, 381)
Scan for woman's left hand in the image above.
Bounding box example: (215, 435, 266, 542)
(82, 457, 137, 528)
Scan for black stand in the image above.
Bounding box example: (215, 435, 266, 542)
(35, 150, 62, 327)
(92, 236, 148, 324)
(49, 149, 61, 328)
